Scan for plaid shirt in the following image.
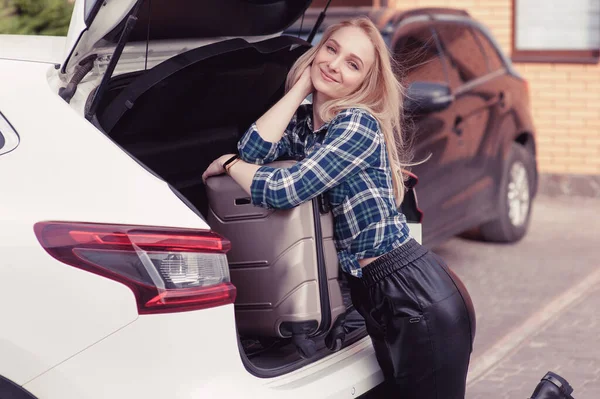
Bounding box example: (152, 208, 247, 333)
(238, 105, 411, 278)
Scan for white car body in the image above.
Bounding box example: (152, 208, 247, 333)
(0, 2, 422, 397)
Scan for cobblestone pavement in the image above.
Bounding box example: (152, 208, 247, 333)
(467, 284, 600, 398)
(435, 196, 600, 362)
(361, 195, 600, 398)
(436, 195, 600, 398)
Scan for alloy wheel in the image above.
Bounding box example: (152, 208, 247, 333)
(507, 161, 530, 227)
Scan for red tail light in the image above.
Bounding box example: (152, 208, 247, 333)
(401, 169, 424, 223)
(34, 222, 236, 314)
(402, 169, 419, 190)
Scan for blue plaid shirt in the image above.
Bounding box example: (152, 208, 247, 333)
(238, 104, 411, 278)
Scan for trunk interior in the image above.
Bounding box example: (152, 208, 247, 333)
(90, 35, 369, 376)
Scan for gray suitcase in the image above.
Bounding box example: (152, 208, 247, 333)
(206, 161, 346, 358)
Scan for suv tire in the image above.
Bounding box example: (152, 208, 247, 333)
(480, 142, 535, 243)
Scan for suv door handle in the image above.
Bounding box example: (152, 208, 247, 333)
(453, 116, 463, 136)
(498, 91, 508, 108)
(460, 92, 505, 121)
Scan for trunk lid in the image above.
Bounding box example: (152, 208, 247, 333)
(62, 0, 312, 75)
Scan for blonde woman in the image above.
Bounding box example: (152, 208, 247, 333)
(202, 18, 476, 398)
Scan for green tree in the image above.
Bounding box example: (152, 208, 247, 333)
(0, 0, 74, 36)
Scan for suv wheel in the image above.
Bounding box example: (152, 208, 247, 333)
(480, 143, 535, 243)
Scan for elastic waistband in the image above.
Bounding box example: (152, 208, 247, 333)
(361, 238, 428, 287)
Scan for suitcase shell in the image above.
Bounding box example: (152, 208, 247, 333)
(206, 161, 345, 341)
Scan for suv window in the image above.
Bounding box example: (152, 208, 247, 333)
(0, 112, 20, 156)
(471, 28, 504, 72)
(85, 0, 101, 20)
(434, 23, 489, 86)
(393, 26, 449, 86)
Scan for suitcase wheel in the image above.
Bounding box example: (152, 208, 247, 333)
(293, 335, 317, 359)
(325, 325, 345, 352)
(258, 337, 278, 349)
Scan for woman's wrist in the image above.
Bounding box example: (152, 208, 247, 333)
(225, 157, 241, 174)
(290, 81, 312, 101)
(221, 154, 238, 169)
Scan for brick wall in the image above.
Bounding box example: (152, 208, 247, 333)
(390, 0, 600, 175)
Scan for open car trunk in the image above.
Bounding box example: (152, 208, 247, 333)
(89, 35, 371, 376)
(94, 36, 308, 216)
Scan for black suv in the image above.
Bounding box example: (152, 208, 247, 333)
(286, 7, 538, 248)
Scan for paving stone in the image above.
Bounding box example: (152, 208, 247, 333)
(467, 285, 600, 398)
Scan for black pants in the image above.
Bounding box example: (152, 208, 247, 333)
(347, 239, 476, 399)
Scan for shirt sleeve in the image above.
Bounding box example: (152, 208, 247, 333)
(250, 109, 381, 210)
(237, 113, 301, 165)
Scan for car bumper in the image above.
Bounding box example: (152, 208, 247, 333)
(23, 305, 251, 399)
(22, 304, 385, 399)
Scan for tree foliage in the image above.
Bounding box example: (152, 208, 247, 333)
(0, 0, 74, 36)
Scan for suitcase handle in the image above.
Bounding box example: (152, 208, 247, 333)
(234, 197, 252, 206)
(318, 194, 331, 214)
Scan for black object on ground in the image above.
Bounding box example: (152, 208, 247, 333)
(529, 371, 575, 399)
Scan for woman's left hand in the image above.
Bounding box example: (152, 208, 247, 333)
(202, 154, 233, 184)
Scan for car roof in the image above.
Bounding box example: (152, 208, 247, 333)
(284, 7, 477, 48)
(284, 6, 520, 78)
(0, 35, 66, 65)
(285, 6, 472, 35)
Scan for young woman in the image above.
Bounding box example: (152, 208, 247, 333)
(202, 17, 476, 399)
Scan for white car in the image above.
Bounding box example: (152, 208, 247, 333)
(0, 1, 422, 398)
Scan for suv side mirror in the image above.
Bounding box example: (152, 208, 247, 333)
(403, 81, 454, 115)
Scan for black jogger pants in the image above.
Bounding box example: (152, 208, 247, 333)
(347, 239, 476, 399)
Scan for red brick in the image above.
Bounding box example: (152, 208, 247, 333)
(583, 137, 600, 146)
(568, 91, 600, 100)
(568, 146, 600, 155)
(583, 157, 600, 166)
(542, 163, 565, 173)
(553, 136, 585, 145)
(566, 164, 600, 174)
(568, 109, 600, 119)
(554, 82, 587, 91)
(556, 118, 586, 128)
(584, 119, 600, 128)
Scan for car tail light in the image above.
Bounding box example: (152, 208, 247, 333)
(401, 170, 424, 223)
(402, 169, 419, 190)
(34, 222, 236, 314)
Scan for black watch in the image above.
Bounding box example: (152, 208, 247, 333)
(223, 155, 239, 170)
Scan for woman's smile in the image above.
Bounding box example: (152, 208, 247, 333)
(320, 68, 338, 83)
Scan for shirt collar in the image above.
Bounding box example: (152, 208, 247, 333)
(304, 103, 331, 134)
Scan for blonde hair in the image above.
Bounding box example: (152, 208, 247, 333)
(286, 17, 410, 206)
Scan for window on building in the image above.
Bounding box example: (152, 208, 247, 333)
(513, 0, 600, 63)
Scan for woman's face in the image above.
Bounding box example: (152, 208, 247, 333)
(311, 26, 376, 101)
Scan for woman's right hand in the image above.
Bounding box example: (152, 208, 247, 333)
(253, 65, 313, 145)
(294, 66, 314, 98)
(202, 155, 229, 184)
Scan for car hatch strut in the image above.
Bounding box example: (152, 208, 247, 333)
(307, 0, 333, 44)
(85, 0, 144, 121)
